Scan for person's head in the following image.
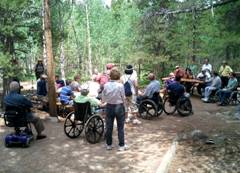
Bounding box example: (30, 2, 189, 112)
(106, 63, 115, 70)
(148, 73, 155, 81)
(212, 71, 219, 77)
(204, 58, 209, 64)
(169, 72, 174, 78)
(9, 81, 20, 92)
(175, 75, 181, 82)
(93, 68, 98, 74)
(38, 59, 43, 64)
(230, 72, 236, 78)
(202, 69, 206, 74)
(40, 74, 47, 80)
(175, 65, 180, 70)
(80, 89, 89, 96)
(110, 68, 120, 80)
(65, 79, 71, 86)
(222, 60, 227, 66)
(125, 64, 133, 75)
(74, 75, 80, 82)
(55, 75, 59, 80)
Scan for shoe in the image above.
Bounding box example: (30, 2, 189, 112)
(202, 98, 208, 102)
(106, 145, 112, 150)
(132, 119, 141, 125)
(125, 118, 131, 123)
(118, 145, 128, 151)
(36, 134, 47, 140)
(218, 103, 225, 106)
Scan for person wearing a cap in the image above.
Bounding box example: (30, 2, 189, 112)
(34, 59, 45, 80)
(120, 64, 140, 124)
(174, 66, 185, 78)
(219, 60, 233, 88)
(4, 81, 47, 140)
(37, 74, 48, 96)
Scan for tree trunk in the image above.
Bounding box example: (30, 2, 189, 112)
(59, 8, 66, 83)
(43, 0, 57, 117)
(85, 3, 93, 76)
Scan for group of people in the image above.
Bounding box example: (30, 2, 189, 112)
(164, 58, 238, 106)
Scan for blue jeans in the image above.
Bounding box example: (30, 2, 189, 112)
(217, 89, 231, 104)
(105, 103, 125, 146)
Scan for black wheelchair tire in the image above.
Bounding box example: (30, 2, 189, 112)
(176, 97, 192, 116)
(138, 99, 158, 119)
(64, 112, 84, 138)
(163, 97, 177, 115)
(85, 115, 104, 144)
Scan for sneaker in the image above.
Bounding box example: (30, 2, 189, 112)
(132, 119, 141, 125)
(118, 145, 128, 151)
(106, 145, 112, 150)
(202, 98, 208, 102)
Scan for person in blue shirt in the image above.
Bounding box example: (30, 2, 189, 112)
(137, 73, 160, 104)
(4, 81, 46, 140)
(167, 76, 185, 105)
(37, 74, 48, 96)
(59, 80, 74, 105)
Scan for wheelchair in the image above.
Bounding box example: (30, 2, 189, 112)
(163, 92, 193, 116)
(56, 100, 74, 118)
(138, 92, 163, 120)
(228, 90, 240, 105)
(63, 102, 104, 144)
(4, 106, 33, 147)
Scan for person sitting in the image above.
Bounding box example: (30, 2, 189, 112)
(201, 71, 222, 102)
(217, 72, 238, 106)
(59, 80, 74, 105)
(183, 68, 194, 93)
(167, 76, 185, 105)
(70, 75, 81, 93)
(37, 74, 48, 96)
(137, 73, 160, 103)
(4, 81, 46, 140)
(74, 88, 101, 112)
(201, 58, 212, 73)
(55, 75, 65, 89)
(219, 60, 233, 88)
(174, 66, 185, 78)
(196, 69, 212, 96)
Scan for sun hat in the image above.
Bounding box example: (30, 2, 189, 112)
(124, 64, 133, 75)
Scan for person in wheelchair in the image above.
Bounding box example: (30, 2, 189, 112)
(74, 88, 102, 112)
(166, 76, 185, 105)
(137, 73, 160, 105)
(59, 79, 74, 105)
(201, 71, 222, 102)
(4, 81, 46, 140)
(217, 72, 238, 106)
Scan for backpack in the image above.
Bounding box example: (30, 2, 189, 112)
(124, 76, 132, 97)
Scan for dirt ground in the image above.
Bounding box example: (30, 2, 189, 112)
(0, 94, 240, 173)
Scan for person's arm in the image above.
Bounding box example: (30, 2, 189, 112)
(219, 66, 223, 74)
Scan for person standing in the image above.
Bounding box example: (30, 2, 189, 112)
(219, 60, 233, 88)
(102, 68, 127, 151)
(120, 65, 140, 124)
(37, 74, 48, 96)
(34, 60, 45, 80)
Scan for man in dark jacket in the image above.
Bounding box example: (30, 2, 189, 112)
(4, 81, 47, 140)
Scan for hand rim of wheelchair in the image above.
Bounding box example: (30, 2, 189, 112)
(176, 97, 193, 116)
(138, 99, 159, 119)
(64, 111, 84, 138)
(163, 97, 177, 115)
(85, 114, 104, 144)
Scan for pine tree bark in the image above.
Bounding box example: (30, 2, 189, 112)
(43, 0, 57, 117)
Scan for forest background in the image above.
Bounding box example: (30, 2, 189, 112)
(0, 0, 240, 87)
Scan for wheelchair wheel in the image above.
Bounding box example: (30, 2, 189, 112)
(85, 115, 104, 144)
(176, 97, 192, 116)
(64, 112, 84, 138)
(163, 97, 176, 115)
(229, 91, 240, 105)
(138, 99, 158, 119)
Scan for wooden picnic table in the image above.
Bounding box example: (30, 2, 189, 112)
(162, 77, 204, 84)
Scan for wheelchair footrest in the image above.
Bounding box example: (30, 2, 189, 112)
(5, 132, 33, 148)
